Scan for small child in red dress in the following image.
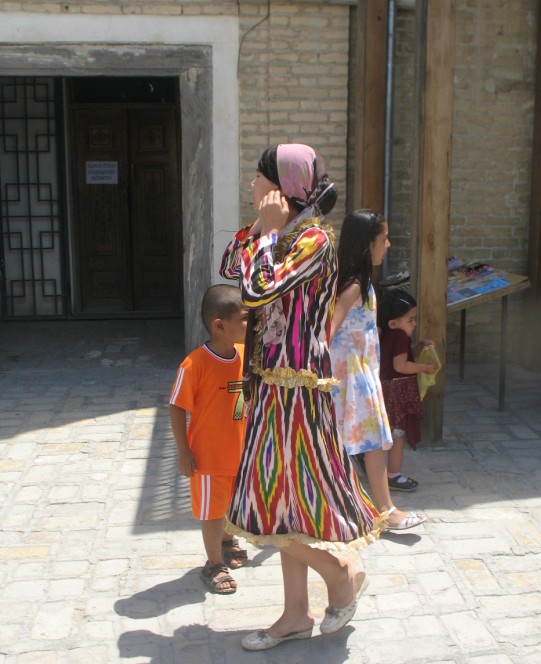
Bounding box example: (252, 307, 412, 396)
(378, 289, 438, 492)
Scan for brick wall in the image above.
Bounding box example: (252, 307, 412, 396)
(447, 0, 536, 361)
(451, 0, 536, 272)
(237, 1, 350, 230)
(389, 1, 537, 362)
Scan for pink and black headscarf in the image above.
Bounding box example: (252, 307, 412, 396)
(257, 143, 337, 218)
(240, 144, 337, 402)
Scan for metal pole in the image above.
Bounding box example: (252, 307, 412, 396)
(499, 295, 508, 411)
(382, 0, 396, 277)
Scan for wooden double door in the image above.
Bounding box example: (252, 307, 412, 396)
(70, 106, 182, 315)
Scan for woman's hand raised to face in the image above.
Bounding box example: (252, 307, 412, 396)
(259, 190, 290, 236)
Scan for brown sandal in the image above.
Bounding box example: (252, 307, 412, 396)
(222, 537, 248, 569)
(200, 561, 237, 595)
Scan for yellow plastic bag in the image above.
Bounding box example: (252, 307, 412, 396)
(417, 345, 441, 400)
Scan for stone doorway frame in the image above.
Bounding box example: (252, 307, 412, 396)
(0, 13, 240, 351)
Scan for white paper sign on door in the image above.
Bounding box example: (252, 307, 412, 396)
(86, 161, 118, 185)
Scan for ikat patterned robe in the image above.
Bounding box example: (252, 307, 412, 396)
(220, 218, 383, 549)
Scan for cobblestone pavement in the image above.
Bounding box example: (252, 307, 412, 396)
(1, 320, 540, 664)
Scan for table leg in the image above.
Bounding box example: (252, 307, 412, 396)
(459, 309, 466, 381)
(499, 295, 508, 411)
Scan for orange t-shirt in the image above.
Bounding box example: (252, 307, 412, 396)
(169, 343, 246, 475)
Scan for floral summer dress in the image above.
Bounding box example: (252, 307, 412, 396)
(330, 285, 393, 456)
(220, 217, 384, 550)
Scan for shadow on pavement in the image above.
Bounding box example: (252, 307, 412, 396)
(117, 623, 356, 664)
(380, 531, 422, 546)
(115, 569, 206, 618)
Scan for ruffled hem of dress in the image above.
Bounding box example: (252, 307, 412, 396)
(345, 440, 393, 454)
(225, 513, 388, 552)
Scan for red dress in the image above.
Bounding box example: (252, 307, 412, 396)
(379, 328, 423, 449)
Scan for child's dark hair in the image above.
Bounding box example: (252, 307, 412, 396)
(378, 288, 417, 330)
(336, 209, 386, 304)
(201, 284, 243, 334)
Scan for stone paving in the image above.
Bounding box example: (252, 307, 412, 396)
(0, 319, 540, 664)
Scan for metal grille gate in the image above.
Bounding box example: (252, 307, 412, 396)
(0, 77, 66, 319)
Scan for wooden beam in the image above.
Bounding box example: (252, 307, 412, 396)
(410, 0, 455, 443)
(526, 1, 541, 369)
(354, 0, 388, 211)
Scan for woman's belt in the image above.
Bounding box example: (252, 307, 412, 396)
(254, 366, 340, 392)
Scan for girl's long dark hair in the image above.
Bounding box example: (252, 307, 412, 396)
(336, 209, 386, 304)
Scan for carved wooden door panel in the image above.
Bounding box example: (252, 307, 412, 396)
(70, 106, 181, 314)
(129, 108, 180, 312)
(71, 108, 131, 312)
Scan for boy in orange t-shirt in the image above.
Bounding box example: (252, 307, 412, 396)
(170, 284, 248, 595)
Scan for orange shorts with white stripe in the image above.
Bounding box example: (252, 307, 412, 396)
(190, 474, 236, 521)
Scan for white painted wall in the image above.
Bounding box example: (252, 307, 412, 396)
(0, 12, 240, 283)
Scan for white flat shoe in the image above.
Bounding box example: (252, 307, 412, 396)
(320, 572, 369, 634)
(241, 627, 313, 650)
(386, 506, 427, 530)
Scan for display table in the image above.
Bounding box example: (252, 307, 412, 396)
(447, 267, 530, 410)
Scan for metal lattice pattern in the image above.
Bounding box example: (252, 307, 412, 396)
(0, 77, 65, 318)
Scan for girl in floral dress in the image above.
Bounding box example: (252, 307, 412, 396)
(330, 209, 427, 531)
(220, 145, 384, 650)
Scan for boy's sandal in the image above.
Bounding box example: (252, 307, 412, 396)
(222, 537, 248, 569)
(388, 476, 419, 492)
(200, 562, 237, 595)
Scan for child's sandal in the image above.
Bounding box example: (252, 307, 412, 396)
(222, 537, 248, 569)
(200, 561, 237, 595)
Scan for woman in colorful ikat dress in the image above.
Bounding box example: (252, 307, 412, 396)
(220, 144, 385, 651)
